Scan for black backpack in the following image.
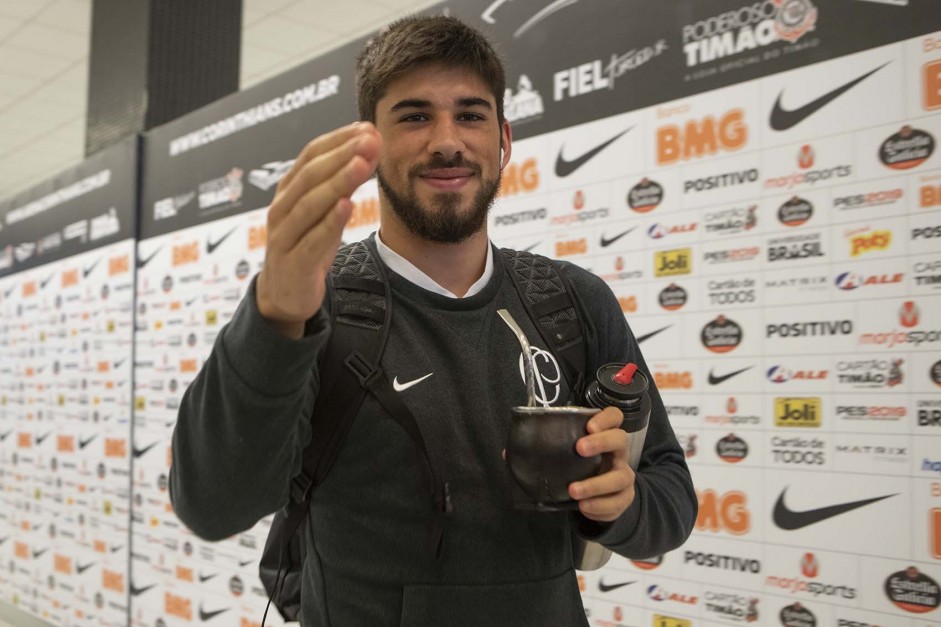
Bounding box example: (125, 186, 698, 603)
(259, 240, 589, 623)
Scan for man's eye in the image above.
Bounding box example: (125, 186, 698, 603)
(459, 113, 485, 122)
(401, 113, 428, 122)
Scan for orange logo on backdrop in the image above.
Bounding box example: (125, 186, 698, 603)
(23, 281, 36, 297)
(241, 619, 262, 627)
(348, 197, 379, 229)
(176, 566, 193, 582)
(102, 569, 124, 593)
(104, 438, 127, 458)
(172, 242, 199, 267)
(800, 552, 819, 578)
(14, 542, 28, 559)
(499, 158, 539, 196)
(654, 371, 693, 389)
(555, 238, 587, 257)
(618, 296, 637, 313)
(924, 60, 941, 110)
(61, 269, 78, 288)
(850, 229, 891, 257)
(656, 109, 748, 165)
(94, 541, 106, 553)
(248, 225, 267, 251)
(97, 361, 110, 373)
(17, 433, 30, 448)
(165, 592, 193, 621)
(931, 508, 940, 559)
(921, 184, 941, 208)
(54, 554, 72, 574)
(57, 435, 75, 453)
(180, 359, 198, 373)
(109, 255, 129, 276)
(695, 489, 750, 535)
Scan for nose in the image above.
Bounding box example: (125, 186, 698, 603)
(427, 117, 465, 161)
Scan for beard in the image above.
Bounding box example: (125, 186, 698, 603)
(376, 155, 501, 244)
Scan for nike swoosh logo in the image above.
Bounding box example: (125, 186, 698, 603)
(76, 562, 95, 574)
(133, 442, 159, 458)
(3, 286, 14, 298)
(78, 435, 97, 449)
(522, 242, 540, 253)
(392, 373, 433, 392)
(35, 432, 52, 445)
(110, 545, 124, 553)
(770, 63, 889, 131)
(772, 487, 897, 530)
(206, 227, 238, 255)
(39, 274, 55, 289)
(82, 259, 102, 278)
(198, 573, 218, 583)
(555, 127, 633, 177)
(32, 548, 49, 559)
(113, 358, 127, 369)
(0, 430, 11, 441)
(239, 559, 254, 567)
(636, 325, 671, 344)
(598, 579, 636, 593)
(600, 227, 637, 248)
(0, 537, 9, 545)
(185, 297, 199, 307)
(707, 366, 753, 386)
(198, 606, 230, 622)
(130, 583, 156, 596)
(137, 247, 161, 269)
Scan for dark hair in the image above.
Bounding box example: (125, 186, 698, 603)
(355, 15, 506, 125)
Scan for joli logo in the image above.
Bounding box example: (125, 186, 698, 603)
(774, 398, 822, 427)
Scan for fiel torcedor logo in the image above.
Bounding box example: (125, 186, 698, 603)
(701, 315, 743, 353)
(880, 125, 935, 170)
(779, 602, 815, 627)
(628, 177, 664, 212)
(884, 566, 940, 613)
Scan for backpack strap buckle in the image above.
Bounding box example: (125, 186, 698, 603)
(344, 351, 380, 387)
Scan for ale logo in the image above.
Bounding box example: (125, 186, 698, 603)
(716, 433, 748, 463)
(701, 315, 743, 353)
(654, 248, 691, 277)
(775, 397, 822, 427)
(900, 300, 920, 328)
(880, 126, 935, 170)
(658, 283, 687, 311)
(884, 566, 940, 613)
(798, 144, 814, 169)
(695, 489, 750, 535)
(628, 178, 664, 213)
(779, 602, 816, 627)
(778, 196, 813, 226)
(800, 552, 818, 578)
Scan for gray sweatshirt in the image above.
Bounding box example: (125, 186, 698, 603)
(170, 237, 696, 626)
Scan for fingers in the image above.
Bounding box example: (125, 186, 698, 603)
(276, 122, 374, 195)
(586, 406, 624, 434)
(269, 124, 381, 228)
(576, 424, 628, 459)
(293, 197, 354, 264)
(569, 462, 635, 522)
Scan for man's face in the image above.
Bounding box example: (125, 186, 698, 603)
(374, 62, 510, 243)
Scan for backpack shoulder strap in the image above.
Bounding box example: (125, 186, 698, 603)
(500, 248, 587, 398)
(289, 240, 391, 502)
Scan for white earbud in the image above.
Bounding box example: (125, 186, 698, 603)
(499, 148, 505, 170)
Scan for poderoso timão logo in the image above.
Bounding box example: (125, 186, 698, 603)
(775, 397, 821, 427)
(880, 125, 935, 170)
(884, 566, 940, 613)
(702, 315, 743, 353)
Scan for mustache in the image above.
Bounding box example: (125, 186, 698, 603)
(410, 155, 483, 177)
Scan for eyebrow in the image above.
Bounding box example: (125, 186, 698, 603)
(389, 97, 494, 112)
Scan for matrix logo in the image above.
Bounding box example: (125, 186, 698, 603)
(775, 397, 821, 427)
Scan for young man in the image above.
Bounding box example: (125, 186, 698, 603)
(170, 15, 696, 626)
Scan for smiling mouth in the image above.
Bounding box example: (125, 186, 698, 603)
(419, 168, 475, 190)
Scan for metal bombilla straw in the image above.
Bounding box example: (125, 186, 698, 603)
(497, 309, 537, 407)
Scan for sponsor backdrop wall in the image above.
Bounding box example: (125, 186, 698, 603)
(2, 0, 941, 625)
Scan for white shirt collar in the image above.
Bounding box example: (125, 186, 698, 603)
(374, 231, 494, 299)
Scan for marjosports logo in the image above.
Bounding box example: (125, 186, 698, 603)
(765, 144, 852, 190)
(681, 0, 817, 67)
(701, 315, 743, 353)
(884, 567, 940, 613)
(517, 346, 562, 407)
(627, 177, 664, 212)
(704, 396, 760, 426)
(880, 125, 935, 170)
(859, 300, 941, 348)
(765, 552, 857, 599)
